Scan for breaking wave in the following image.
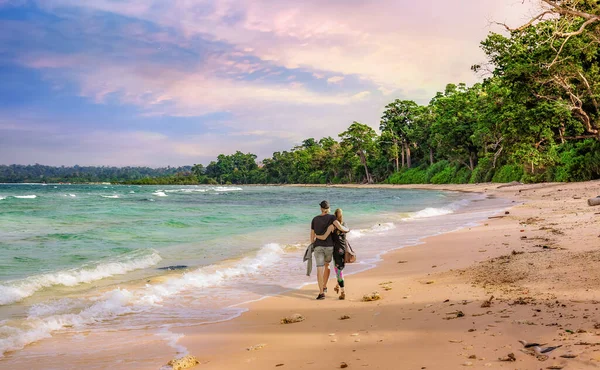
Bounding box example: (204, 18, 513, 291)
(0, 243, 282, 357)
(0, 250, 162, 306)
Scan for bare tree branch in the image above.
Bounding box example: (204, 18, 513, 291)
(513, 1, 600, 37)
(493, 11, 553, 32)
(555, 17, 600, 36)
(540, 0, 600, 20)
(548, 34, 571, 67)
(578, 71, 600, 116)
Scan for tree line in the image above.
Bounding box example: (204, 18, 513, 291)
(0, 164, 193, 184)
(2, 2, 599, 185)
(195, 5, 600, 185)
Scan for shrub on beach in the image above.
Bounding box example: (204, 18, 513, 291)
(425, 160, 450, 182)
(386, 161, 474, 184)
(430, 165, 457, 184)
(492, 164, 524, 183)
(454, 166, 472, 183)
(387, 167, 428, 184)
(553, 139, 600, 182)
(469, 157, 494, 184)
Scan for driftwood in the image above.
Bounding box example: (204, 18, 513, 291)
(497, 181, 523, 189)
(588, 197, 600, 206)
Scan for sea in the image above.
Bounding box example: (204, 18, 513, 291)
(0, 184, 512, 368)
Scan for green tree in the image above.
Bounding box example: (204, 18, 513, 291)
(339, 122, 377, 183)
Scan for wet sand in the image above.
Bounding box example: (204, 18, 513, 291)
(172, 181, 600, 369)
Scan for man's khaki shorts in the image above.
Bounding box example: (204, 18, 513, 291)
(314, 246, 333, 267)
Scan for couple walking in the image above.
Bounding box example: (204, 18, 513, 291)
(310, 200, 350, 300)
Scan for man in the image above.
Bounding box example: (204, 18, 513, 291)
(310, 200, 336, 300)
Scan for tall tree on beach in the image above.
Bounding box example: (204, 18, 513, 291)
(430, 83, 482, 170)
(380, 100, 420, 169)
(339, 122, 377, 183)
(492, 0, 600, 140)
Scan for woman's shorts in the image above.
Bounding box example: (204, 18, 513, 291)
(313, 246, 333, 267)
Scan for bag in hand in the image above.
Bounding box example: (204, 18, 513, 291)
(344, 241, 356, 263)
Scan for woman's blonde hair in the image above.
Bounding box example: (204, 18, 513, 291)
(334, 208, 343, 223)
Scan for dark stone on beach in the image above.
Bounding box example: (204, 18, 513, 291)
(158, 265, 189, 271)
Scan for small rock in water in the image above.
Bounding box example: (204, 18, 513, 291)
(340, 362, 349, 368)
(339, 315, 351, 320)
(158, 265, 188, 271)
(166, 355, 200, 370)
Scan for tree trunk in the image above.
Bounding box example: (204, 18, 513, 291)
(429, 147, 434, 165)
(469, 153, 475, 171)
(401, 146, 405, 168)
(358, 151, 372, 184)
(405, 141, 412, 168)
(393, 138, 399, 172)
(492, 146, 503, 169)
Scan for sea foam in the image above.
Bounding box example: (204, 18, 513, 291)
(101, 195, 119, 199)
(346, 222, 396, 241)
(140, 243, 283, 305)
(406, 207, 454, 220)
(0, 289, 136, 358)
(14, 195, 37, 199)
(153, 191, 168, 197)
(404, 197, 477, 220)
(214, 187, 243, 192)
(0, 244, 283, 357)
(0, 250, 162, 306)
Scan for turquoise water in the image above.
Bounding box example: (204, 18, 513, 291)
(0, 184, 510, 365)
(0, 184, 451, 282)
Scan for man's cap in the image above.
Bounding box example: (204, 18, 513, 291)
(319, 200, 330, 209)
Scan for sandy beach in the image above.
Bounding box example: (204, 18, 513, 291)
(167, 180, 600, 370)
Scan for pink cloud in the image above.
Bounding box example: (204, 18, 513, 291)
(327, 76, 344, 84)
(5, 0, 541, 166)
(38, 0, 534, 101)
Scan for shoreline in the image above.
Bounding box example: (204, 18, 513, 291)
(0, 184, 483, 367)
(2, 181, 599, 369)
(171, 180, 600, 369)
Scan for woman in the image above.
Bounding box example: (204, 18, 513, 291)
(315, 208, 349, 300)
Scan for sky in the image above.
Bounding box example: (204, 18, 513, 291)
(0, 0, 537, 167)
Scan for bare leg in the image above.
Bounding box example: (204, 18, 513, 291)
(317, 266, 325, 294)
(323, 262, 331, 292)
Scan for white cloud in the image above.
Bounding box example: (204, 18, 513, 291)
(327, 76, 344, 84)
